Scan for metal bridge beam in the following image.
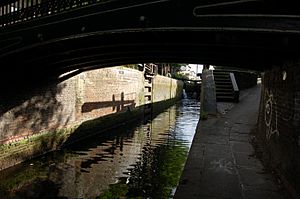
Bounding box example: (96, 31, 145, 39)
(0, 0, 300, 85)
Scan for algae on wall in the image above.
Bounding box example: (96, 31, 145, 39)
(0, 67, 183, 171)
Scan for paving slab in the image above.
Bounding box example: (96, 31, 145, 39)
(230, 141, 255, 154)
(244, 189, 284, 199)
(233, 152, 264, 169)
(174, 85, 289, 199)
(230, 132, 250, 142)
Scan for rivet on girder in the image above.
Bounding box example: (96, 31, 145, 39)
(139, 16, 146, 21)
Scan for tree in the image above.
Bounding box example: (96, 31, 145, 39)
(170, 63, 188, 73)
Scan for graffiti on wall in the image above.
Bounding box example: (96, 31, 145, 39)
(264, 90, 280, 140)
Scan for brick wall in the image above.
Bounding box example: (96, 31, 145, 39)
(152, 75, 183, 102)
(77, 67, 145, 122)
(0, 66, 183, 170)
(256, 63, 300, 195)
(0, 78, 78, 144)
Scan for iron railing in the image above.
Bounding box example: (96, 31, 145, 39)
(229, 72, 239, 102)
(0, 0, 111, 28)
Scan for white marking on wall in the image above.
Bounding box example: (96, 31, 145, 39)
(264, 90, 280, 140)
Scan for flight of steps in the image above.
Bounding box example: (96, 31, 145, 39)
(213, 70, 239, 102)
(144, 65, 154, 115)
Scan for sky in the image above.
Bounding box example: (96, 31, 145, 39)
(188, 64, 203, 74)
(188, 64, 214, 73)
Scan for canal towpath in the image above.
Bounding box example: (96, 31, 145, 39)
(174, 83, 289, 199)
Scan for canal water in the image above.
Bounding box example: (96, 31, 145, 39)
(0, 98, 200, 199)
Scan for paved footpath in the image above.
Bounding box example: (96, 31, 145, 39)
(174, 84, 290, 199)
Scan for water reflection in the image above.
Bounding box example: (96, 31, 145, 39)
(0, 99, 200, 199)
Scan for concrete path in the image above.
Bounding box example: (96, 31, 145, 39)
(174, 84, 289, 199)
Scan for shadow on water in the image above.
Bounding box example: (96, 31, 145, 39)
(0, 99, 200, 199)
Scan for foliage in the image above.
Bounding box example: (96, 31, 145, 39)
(170, 63, 188, 72)
(172, 72, 189, 80)
(122, 64, 140, 70)
(126, 142, 188, 198)
(200, 111, 208, 120)
(122, 63, 189, 74)
(171, 63, 187, 67)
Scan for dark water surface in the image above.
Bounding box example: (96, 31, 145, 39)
(0, 99, 200, 199)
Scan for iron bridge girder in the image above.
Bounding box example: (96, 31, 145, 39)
(0, 0, 300, 85)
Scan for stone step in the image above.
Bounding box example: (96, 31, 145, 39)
(213, 73, 230, 77)
(215, 78, 231, 82)
(214, 70, 236, 102)
(216, 92, 233, 97)
(213, 73, 231, 77)
(213, 70, 231, 73)
(215, 77, 230, 81)
(216, 88, 233, 91)
(215, 81, 232, 85)
(215, 83, 232, 87)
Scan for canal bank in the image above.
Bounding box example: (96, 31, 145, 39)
(0, 98, 199, 199)
(174, 84, 290, 199)
(0, 66, 183, 171)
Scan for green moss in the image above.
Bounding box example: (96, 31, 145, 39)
(0, 76, 183, 171)
(97, 141, 189, 199)
(200, 111, 208, 120)
(0, 108, 143, 170)
(0, 126, 78, 171)
(97, 183, 129, 199)
(0, 165, 47, 192)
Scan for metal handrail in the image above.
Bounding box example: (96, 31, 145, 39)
(229, 72, 239, 102)
(0, 0, 111, 28)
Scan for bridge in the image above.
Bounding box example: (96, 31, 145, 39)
(1, 0, 300, 197)
(1, 0, 300, 88)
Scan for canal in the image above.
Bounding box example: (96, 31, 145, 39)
(0, 98, 200, 199)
